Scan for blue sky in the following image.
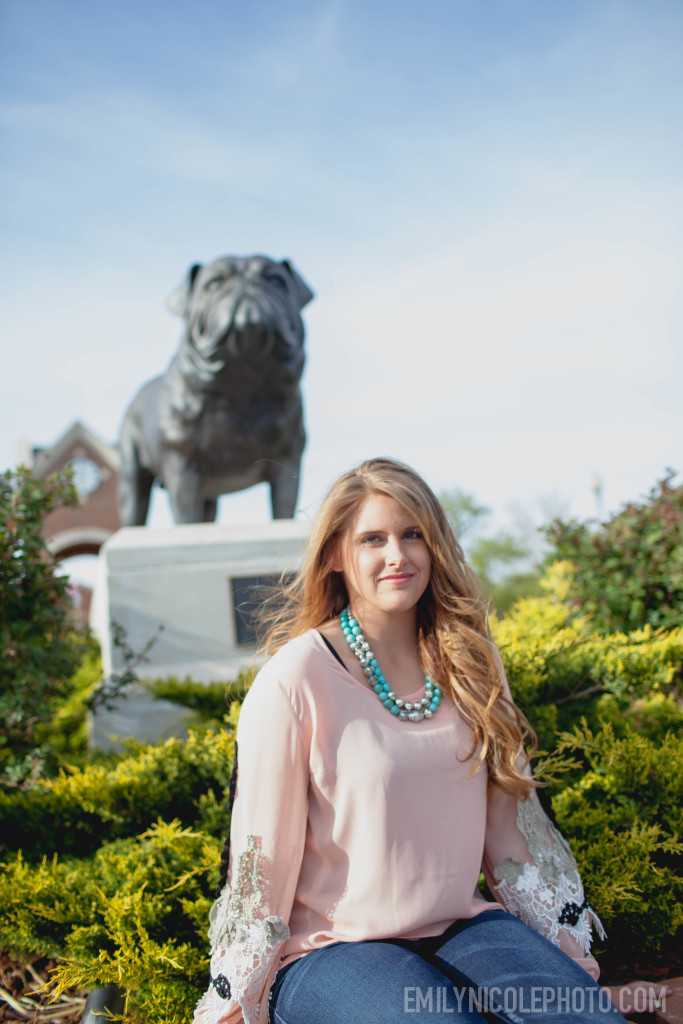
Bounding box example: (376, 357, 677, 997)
(2, 0, 682, 542)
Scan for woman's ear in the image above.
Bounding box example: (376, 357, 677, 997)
(325, 539, 344, 573)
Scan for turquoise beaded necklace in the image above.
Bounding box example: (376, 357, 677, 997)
(340, 606, 441, 721)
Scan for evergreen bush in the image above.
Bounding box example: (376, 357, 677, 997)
(142, 669, 254, 726)
(545, 473, 683, 633)
(493, 560, 683, 971)
(493, 564, 683, 751)
(36, 635, 103, 764)
(0, 821, 218, 1024)
(0, 721, 236, 861)
(550, 722, 683, 964)
(0, 710, 240, 1023)
(0, 468, 80, 784)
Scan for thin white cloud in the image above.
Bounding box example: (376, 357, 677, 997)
(235, 0, 344, 91)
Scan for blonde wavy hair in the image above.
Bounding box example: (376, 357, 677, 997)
(260, 457, 536, 799)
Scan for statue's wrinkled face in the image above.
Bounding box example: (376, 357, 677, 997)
(170, 256, 313, 378)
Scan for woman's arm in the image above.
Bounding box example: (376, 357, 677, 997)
(482, 782, 604, 979)
(193, 667, 309, 1024)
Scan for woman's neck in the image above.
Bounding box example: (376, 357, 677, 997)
(346, 605, 424, 693)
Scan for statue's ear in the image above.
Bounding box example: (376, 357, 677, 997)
(166, 263, 202, 318)
(280, 260, 314, 310)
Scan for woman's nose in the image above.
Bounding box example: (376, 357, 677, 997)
(385, 538, 406, 565)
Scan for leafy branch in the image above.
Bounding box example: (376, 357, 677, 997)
(86, 622, 164, 713)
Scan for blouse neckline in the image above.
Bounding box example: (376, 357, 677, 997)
(313, 628, 429, 703)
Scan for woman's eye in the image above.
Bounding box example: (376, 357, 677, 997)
(360, 534, 381, 544)
(405, 529, 423, 540)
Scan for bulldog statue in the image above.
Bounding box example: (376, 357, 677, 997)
(119, 255, 313, 525)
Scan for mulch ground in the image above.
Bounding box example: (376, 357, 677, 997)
(0, 954, 84, 1024)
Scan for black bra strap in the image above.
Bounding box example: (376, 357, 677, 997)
(318, 631, 347, 669)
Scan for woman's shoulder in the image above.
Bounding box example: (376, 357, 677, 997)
(263, 628, 327, 675)
(244, 629, 331, 713)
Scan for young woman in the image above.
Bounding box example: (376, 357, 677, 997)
(193, 458, 637, 1024)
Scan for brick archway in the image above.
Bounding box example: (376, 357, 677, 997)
(47, 527, 115, 561)
(26, 422, 123, 628)
(28, 421, 122, 557)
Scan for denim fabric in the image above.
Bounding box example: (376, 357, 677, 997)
(269, 910, 624, 1024)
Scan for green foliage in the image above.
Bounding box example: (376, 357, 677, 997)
(486, 571, 543, 615)
(142, 668, 255, 726)
(0, 472, 158, 781)
(0, 685, 242, 1023)
(0, 821, 218, 1024)
(546, 472, 683, 632)
(0, 713, 240, 1023)
(601, 691, 683, 740)
(34, 633, 103, 763)
(0, 724, 237, 861)
(550, 722, 683, 960)
(493, 564, 683, 751)
(0, 467, 80, 784)
(496, 556, 683, 967)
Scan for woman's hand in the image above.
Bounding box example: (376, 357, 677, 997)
(603, 981, 672, 1016)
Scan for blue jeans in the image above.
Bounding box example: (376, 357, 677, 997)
(269, 910, 624, 1023)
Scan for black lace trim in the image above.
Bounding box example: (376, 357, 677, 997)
(559, 897, 589, 927)
(211, 974, 231, 999)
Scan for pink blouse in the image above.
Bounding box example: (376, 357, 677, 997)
(194, 630, 603, 1024)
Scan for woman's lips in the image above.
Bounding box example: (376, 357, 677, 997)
(380, 572, 413, 583)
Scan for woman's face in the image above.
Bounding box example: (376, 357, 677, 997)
(331, 492, 432, 622)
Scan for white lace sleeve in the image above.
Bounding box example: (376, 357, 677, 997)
(194, 835, 290, 1024)
(492, 796, 606, 954)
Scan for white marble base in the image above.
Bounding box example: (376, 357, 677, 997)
(89, 521, 308, 749)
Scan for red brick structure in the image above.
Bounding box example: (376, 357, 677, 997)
(28, 421, 122, 559)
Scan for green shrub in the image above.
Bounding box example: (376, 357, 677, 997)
(0, 700, 241, 1023)
(0, 468, 80, 784)
(34, 634, 103, 764)
(0, 721, 236, 861)
(493, 566, 683, 750)
(0, 820, 217, 1024)
(494, 563, 683, 968)
(545, 473, 683, 633)
(550, 722, 683, 961)
(142, 669, 254, 726)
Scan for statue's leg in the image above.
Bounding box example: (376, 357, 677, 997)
(268, 459, 301, 519)
(203, 498, 218, 522)
(119, 434, 154, 526)
(163, 451, 204, 523)
(133, 468, 155, 525)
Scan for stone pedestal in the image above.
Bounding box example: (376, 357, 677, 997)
(89, 521, 308, 749)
